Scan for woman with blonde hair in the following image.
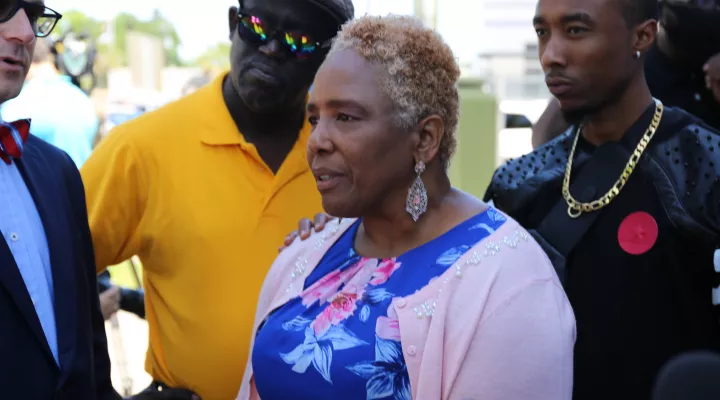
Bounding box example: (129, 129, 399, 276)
(237, 14, 575, 400)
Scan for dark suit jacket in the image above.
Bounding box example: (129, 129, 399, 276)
(0, 135, 120, 400)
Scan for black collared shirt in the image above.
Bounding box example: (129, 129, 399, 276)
(645, 44, 720, 130)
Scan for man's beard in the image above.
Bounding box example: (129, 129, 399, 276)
(559, 75, 631, 127)
(242, 86, 291, 113)
(561, 108, 590, 126)
(239, 79, 311, 116)
(231, 69, 305, 114)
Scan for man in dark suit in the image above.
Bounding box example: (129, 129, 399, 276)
(0, 2, 120, 399)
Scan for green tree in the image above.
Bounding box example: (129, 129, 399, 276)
(191, 42, 231, 71)
(53, 10, 104, 39)
(52, 10, 119, 65)
(54, 9, 183, 67)
(113, 10, 183, 66)
(49, 10, 184, 89)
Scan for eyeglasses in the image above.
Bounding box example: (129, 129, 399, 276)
(236, 12, 332, 59)
(0, 0, 62, 38)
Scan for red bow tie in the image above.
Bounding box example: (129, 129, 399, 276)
(0, 119, 30, 165)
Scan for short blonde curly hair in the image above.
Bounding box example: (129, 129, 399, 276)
(329, 15, 461, 163)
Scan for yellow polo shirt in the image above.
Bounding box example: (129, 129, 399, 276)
(81, 74, 323, 399)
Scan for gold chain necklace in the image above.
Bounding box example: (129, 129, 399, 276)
(562, 99, 664, 218)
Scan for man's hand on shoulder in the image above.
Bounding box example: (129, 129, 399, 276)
(704, 53, 720, 104)
(279, 213, 336, 252)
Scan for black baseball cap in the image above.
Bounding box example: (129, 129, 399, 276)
(306, 0, 354, 26)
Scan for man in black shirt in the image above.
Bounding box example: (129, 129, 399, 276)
(484, 0, 720, 398)
(531, 0, 720, 147)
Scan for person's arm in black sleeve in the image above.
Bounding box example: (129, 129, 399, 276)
(98, 270, 112, 293)
(98, 269, 146, 319)
(118, 286, 145, 319)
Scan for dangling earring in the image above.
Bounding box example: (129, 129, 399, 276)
(634, 50, 641, 59)
(405, 160, 428, 222)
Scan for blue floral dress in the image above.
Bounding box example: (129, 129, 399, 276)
(252, 208, 507, 399)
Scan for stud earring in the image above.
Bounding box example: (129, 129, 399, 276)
(634, 50, 641, 59)
(405, 160, 428, 222)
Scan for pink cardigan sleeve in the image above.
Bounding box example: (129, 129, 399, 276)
(449, 278, 575, 399)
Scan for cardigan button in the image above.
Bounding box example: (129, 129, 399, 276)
(395, 298, 406, 308)
(407, 345, 417, 356)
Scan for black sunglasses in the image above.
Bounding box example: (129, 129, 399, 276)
(0, 0, 62, 38)
(236, 11, 332, 59)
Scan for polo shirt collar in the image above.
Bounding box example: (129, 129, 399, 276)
(198, 73, 246, 146)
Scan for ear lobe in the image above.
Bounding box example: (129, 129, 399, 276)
(414, 115, 445, 163)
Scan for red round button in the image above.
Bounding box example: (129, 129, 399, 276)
(617, 211, 658, 255)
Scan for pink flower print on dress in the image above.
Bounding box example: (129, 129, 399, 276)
(370, 258, 402, 286)
(376, 302, 401, 341)
(312, 292, 360, 335)
(301, 258, 367, 307)
(308, 258, 380, 335)
(344, 258, 379, 298)
(301, 269, 344, 307)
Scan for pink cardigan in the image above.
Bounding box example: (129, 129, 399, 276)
(237, 216, 575, 399)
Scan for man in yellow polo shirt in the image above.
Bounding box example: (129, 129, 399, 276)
(80, 0, 354, 398)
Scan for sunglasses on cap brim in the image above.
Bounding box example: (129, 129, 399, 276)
(236, 12, 333, 59)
